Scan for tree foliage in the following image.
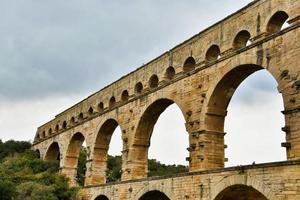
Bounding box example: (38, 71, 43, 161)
(106, 155, 122, 182)
(0, 139, 188, 199)
(0, 139, 31, 160)
(0, 140, 78, 200)
(102, 155, 188, 183)
(0, 179, 16, 200)
(76, 147, 87, 186)
(148, 159, 188, 177)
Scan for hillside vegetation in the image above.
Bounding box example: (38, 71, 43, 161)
(0, 140, 78, 200)
(0, 140, 188, 199)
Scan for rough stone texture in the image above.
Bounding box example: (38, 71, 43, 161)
(32, 0, 300, 199)
(82, 161, 300, 200)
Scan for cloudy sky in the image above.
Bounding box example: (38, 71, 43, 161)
(0, 0, 286, 167)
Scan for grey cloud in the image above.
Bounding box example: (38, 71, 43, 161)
(0, 0, 252, 101)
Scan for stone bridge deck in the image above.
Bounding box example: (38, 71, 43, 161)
(83, 160, 300, 200)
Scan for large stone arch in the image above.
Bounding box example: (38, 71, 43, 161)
(214, 185, 268, 200)
(127, 98, 188, 180)
(85, 118, 124, 186)
(94, 194, 110, 200)
(138, 190, 170, 200)
(204, 64, 268, 132)
(62, 132, 86, 186)
(201, 61, 287, 168)
(91, 191, 111, 200)
(44, 141, 61, 161)
(134, 184, 174, 200)
(211, 174, 276, 200)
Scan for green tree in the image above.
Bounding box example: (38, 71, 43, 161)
(0, 179, 16, 200)
(0, 146, 78, 200)
(106, 155, 122, 182)
(148, 159, 188, 177)
(76, 147, 87, 186)
(16, 181, 57, 200)
(0, 139, 31, 160)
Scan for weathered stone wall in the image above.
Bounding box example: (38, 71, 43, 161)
(83, 161, 300, 200)
(32, 0, 300, 199)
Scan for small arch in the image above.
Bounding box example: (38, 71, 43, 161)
(165, 67, 175, 80)
(71, 117, 75, 124)
(139, 190, 170, 200)
(135, 82, 143, 94)
(121, 90, 129, 102)
(267, 11, 289, 34)
(79, 112, 84, 120)
(233, 30, 251, 49)
(62, 121, 67, 129)
(45, 142, 60, 161)
(55, 124, 59, 132)
(48, 128, 52, 136)
(149, 74, 159, 89)
(95, 195, 109, 200)
(206, 45, 221, 62)
(109, 96, 116, 108)
(98, 102, 104, 112)
(183, 56, 196, 72)
(41, 131, 46, 138)
(88, 107, 94, 115)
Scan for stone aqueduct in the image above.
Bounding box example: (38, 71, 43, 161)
(33, 0, 300, 199)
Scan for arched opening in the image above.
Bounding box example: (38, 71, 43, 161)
(130, 99, 188, 179)
(149, 74, 159, 89)
(95, 195, 109, 200)
(206, 45, 221, 62)
(183, 57, 196, 72)
(45, 142, 60, 161)
(98, 102, 104, 112)
(233, 30, 251, 49)
(55, 124, 59, 132)
(121, 90, 129, 102)
(62, 121, 67, 129)
(267, 11, 289, 34)
(88, 107, 94, 115)
(224, 69, 285, 166)
(79, 112, 84, 120)
(205, 65, 285, 167)
(215, 184, 268, 200)
(139, 190, 170, 200)
(90, 119, 122, 185)
(106, 124, 123, 183)
(135, 82, 143, 94)
(41, 131, 46, 138)
(36, 133, 41, 141)
(109, 96, 116, 108)
(48, 128, 52, 136)
(64, 132, 87, 186)
(71, 117, 76, 124)
(165, 67, 175, 80)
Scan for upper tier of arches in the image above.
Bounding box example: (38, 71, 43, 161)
(35, 8, 293, 142)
